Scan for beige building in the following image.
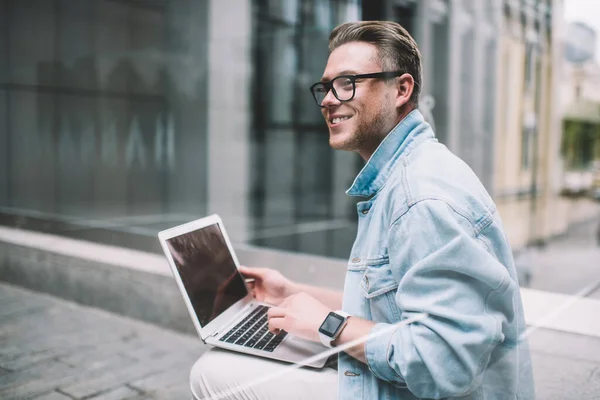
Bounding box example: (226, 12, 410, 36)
(494, 0, 564, 248)
(494, 0, 599, 249)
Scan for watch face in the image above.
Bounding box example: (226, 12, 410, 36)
(319, 312, 345, 337)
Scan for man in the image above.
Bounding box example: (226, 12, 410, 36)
(190, 21, 534, 399)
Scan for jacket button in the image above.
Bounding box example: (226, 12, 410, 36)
(361, 209, 369, 215)
(352, 257, 360, 263)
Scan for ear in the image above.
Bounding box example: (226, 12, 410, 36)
(394, 73, 415, 109)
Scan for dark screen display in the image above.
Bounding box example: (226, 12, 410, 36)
(319, 313, 344, 336)
(166, 224, 248, 326)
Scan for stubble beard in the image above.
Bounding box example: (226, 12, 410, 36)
(329, 102, 392, 154)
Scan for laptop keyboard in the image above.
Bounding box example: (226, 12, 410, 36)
(219, 305, 288, 352)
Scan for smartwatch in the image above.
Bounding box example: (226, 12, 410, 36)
(318, 310, 351, 348)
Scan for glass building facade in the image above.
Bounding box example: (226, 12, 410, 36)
(0, 0, 364, 258)
(2, 0, 552, 258)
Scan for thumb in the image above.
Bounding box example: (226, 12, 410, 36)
(238, 266, 263, 279)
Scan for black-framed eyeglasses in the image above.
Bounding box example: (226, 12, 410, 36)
(309, 71, 404, 107)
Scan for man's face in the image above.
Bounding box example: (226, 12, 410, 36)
(320, 42, 399, 157)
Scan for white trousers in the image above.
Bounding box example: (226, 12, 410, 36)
(190, 348, 338, 400)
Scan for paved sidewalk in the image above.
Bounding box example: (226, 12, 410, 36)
(529, 218, 600, 295)
(1, 217, 600, 400)
(0, 283, 205, 400)
(2, 282, 600, 400)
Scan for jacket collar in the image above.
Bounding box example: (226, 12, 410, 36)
(346, 109, 434, 198)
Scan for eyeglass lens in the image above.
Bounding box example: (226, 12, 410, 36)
(313, 76, 354, 105)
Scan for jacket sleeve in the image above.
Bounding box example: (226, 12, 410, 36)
(364, 199, 517, 398)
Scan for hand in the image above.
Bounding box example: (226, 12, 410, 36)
(267, 292, 332, 343)
(239, 266, 297, 306)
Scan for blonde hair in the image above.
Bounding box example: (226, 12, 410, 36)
(329, 21, 422, 106)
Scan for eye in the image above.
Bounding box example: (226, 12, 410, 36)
(339, 78, 353, 88)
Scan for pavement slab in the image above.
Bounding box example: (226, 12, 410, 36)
(0, 283, 205, 400)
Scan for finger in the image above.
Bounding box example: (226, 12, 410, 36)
(267, 307, 286, 319)
(247, 285, 262, 301)
(268, 316, 286, 334)
(255, 291, 265, 302)
(238, 266, 265, 279)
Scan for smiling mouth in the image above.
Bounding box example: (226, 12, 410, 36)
(330, 116, 352, 124)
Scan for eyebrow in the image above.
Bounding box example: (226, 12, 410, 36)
(320, 70, 359, 82)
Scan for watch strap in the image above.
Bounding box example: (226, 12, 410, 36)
(334, 310, 350, 319)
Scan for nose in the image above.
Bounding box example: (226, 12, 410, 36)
(321, 88, 341, 107)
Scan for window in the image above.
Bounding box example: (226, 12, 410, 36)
(250, 0, 361, 257)
(522, 128, 532, 170)
(1, 0, 210, 242)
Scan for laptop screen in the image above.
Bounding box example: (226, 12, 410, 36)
(166, 223, 248, 327)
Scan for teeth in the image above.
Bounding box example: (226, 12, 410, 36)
(332, 116, 351, 124)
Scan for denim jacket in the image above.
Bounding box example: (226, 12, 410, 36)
(338, 110, 535, 399)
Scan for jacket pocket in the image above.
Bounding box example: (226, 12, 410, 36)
(359, 257, 398, 298)
(359, 258, 401, 322)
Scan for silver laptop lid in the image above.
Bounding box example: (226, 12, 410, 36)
(158, 214, 252, 341)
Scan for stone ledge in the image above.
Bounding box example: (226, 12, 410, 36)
(3, 225, 600, 340)
(0, 226, 346, 335)
(0, 237, 195, 335)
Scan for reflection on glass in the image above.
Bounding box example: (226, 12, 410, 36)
(167, 224, 248, 326)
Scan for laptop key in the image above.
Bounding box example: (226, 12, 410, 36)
(234, 307, 261, 328)
(220, 330, 235, 342)
(263, 331, 288, 352)
(225, 335, 240, 344)
(235, 333, 253, 345)
(253, 332, 275, 348)
(244, 337, 260, 348)
(264, 343, 278, 352)
(253, 341, 268, 350)
(226, 330, 244, 341)
(220, 306, 273, 347)
(220, 306, 268, 343)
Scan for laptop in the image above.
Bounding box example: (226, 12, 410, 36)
(158, 214, 329, 368)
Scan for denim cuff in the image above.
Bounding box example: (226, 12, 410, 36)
(364, 322, 406, 385)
